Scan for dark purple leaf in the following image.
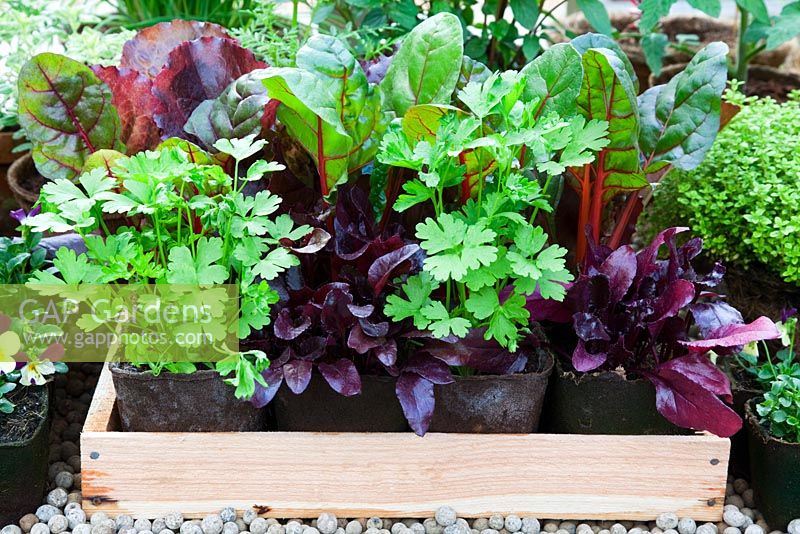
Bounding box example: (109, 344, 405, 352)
(283, 359, 313, 394)
(572, 340, 608, 372)
(251, 366, 283, 407)
(367, 244, 421, 295)
(358, 317, 389, 338)
(682, 316, 781, 352)
(347, 304, 374, 318)
(347, 323, 385, 354)
(396, 372, 435, 436)
(373, 339, 398, 367)
(362, 54, 393, 84)
(289, 228, 331, 254)
(403, 353, 455, 385)
(524, 285, 573, 323)
(647, 367, 742, 437)
(120, 20, 231, 78)
(318, 359, 361, 396)
(650, 280, 696, 323)
(634, 226, 689, 285)
(655, 353, 732, 401)
(690, 302, 744, 338)
(573, 312, 610, 343)
(599, 245, 637, 301)
(274, 309, 311, 340)
(152, 37, 266, 139)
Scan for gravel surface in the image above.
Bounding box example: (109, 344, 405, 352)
(2, 364, 799, 534)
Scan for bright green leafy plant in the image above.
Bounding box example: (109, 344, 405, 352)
(23, 136, 322, 398)
(379, 70, 607, 351)
(644, 90, 800, 284)
(737, 312, 800, 442)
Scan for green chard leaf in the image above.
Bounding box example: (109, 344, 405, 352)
(380, 13, 464, 115)
(638, 42, 729, 172)
(520, 43, 584, 119)
(576, 47, 647, 202)
(18, 53, 124, 181)
(261, 35, 389, 199)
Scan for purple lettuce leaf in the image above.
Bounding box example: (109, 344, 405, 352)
(152, 37, 266, 140)
(120, 20, 232, 78)
(396, 372, 435, 436)
(251, 365, 284, 408)
(92, 66, 162, 154)
(689, 301, 744, 338)
(318, 358, 361, 396)
(598, 245, 637, 301)
(282, 359, 313, 394)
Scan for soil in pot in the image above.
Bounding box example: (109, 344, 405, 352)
(110, 363, 266, 432)
(428, 348, 553, 433)
(722, 262, 800, 323)
(651, 64, 800, 102)
(541, 359, 689, 435)
(745, 399, 800, 530)
(273, 373, 409, 432)
(0, 386, 49, 524)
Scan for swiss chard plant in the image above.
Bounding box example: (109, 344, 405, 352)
(548, 34, 730, 266)
(23, 135, 322, 398)
(729, 0, 800, 82)
(531, 227, 781, 437)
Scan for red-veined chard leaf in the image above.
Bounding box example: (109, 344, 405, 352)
(152, 36, 266, 140)
(638, 42, 729, 172)
(18, 53, 124, 181)
(261, 35, 389, 200)
(571, 33, 640, 93)
(92, 66, 161, 155)
(520, 43, 583, 119)
(184, 70, 276, 152)
(120, 20, 231, 78)
(380, 12, 464, 116)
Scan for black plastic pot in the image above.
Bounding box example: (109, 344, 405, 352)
(0, 386, 49, 524)
(428, 349, 554, 433)
(745, 399, 800, 531)
(541, 359, 687, 435)
(729, 378, 761, 478)
(273, 373, 408, 432)
(110, 364, 266, 432)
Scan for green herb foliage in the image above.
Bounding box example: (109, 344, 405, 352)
(23, 136, 315, 398)
(644, 90, 800, 284)
(737, 315, 800, 442)
(380, 71, 607, 351)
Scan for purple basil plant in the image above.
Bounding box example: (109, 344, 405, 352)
(530, 227, 781, 437)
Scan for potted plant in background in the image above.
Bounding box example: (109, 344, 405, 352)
(0, 217, 66, 524)
(23, 135, 320, 432)
(737, 311, 800, 530)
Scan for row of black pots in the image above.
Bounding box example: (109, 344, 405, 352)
(0, 386, 50, 525)
(110, 348, 554, 434)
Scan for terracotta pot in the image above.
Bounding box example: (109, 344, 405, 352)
(745, 399, 800, 530)
(428, 348, 553, 433)
(110, 364, 266, 432)
(651, 64, 800, 102)
(0, 386, 49, 524)
(541, 359, 689, 435)
(273, 373, 408, 432)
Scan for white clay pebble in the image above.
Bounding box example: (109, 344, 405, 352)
(657, 516, 679, 531)
(1, 527, 22, 534)
(505, 517, 522, 534)
(318, 515, 338, 534)
(66, 508, 86, 529)
(203, 516, 224, 534)
(789, 520, 800, 534)
(368, 520, 384, 531)
(489, 519, 505, 532)
(30, 526, 49, 534)
(74, 525, 92, 534)
(723, 510, 746, 529)
(521, 519, 540, 534)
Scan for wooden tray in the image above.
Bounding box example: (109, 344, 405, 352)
(82, 364, 730, 520)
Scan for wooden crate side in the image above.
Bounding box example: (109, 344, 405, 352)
(82, 427, 729, 520)
(82, 363, 729, 520)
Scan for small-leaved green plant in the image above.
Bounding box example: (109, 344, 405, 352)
(644, 89, 800, 284)
(737, 313, 800, 443)
(380, 71, 608, 352)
